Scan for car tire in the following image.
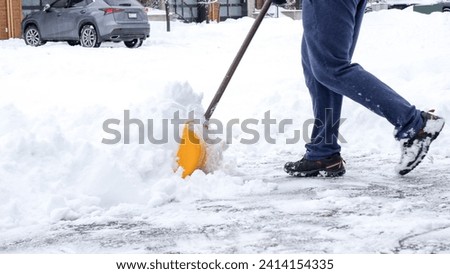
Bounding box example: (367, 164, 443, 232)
(124, 38, 143, 49)
(24, 25, 46, 47)
(80, 25, 101, 48)
(443, 7, 450, 12)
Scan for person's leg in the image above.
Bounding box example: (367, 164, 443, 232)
(302, 36, 343, 160)
(285, 35, 346, 176)
(301, 0, 364, 160)
(302, 0, 423, 142)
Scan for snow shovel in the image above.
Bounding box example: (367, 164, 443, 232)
(176, 0, 273, 178)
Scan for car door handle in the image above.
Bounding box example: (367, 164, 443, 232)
(80, 10, 86, 14)
(57, 13, 62, 17)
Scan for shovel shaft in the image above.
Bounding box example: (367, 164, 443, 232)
(204, 0, 273, 121)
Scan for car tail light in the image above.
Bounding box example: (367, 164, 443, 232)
(100, 8, 124, 15)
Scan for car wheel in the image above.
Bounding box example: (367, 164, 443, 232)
(443, 7, 450, 12)
(24, 25, 45, 47)
(124, 38, 143, 49)
(80, 25, 101, 48)
(67, 40, 80, 46)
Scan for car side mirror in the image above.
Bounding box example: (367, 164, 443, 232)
(43, 4, 50, 12)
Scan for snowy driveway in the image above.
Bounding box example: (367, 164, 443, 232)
(2, 153, 450, 253)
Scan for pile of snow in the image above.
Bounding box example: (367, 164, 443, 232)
(0, 8, 449, 246)
(386, 0, 441, 4)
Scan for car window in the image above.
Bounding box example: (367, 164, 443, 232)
(69, 0, 85, 7)
(103, 0, 142, 7)
(51, 0, 69, 8)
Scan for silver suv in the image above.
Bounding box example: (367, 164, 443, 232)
(22, 0, 150, 48)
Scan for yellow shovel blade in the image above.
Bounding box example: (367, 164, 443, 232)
(176, 123, 207, 178)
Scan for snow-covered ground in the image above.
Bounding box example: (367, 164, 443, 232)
(0, 8, 449, 253)
(386, 0, 446, 4)
(386, 0, 436, 4)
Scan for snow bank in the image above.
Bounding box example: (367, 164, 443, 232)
(0, 78, 272, 231)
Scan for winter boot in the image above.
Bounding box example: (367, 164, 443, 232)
(284, 154, 346, 177)
(396, 110, 445, 175)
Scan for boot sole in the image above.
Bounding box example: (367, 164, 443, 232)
(287, 168, 346, 178)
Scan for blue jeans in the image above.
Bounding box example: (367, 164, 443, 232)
(301, 0, 423, 160)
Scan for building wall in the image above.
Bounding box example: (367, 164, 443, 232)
(0, 0, 8, 39)
(0, 0, 22, 40)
